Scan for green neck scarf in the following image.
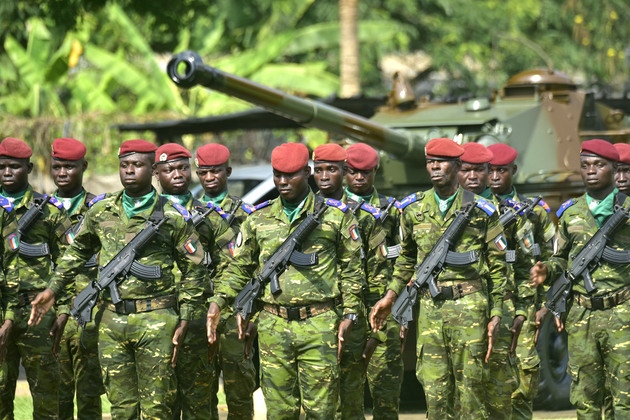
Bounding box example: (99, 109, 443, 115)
(1, 187, 27, 204)
(345, 187, 374, 203)
(434, 188, 459, 218)
(497, 187, 516, 202)
(162, 191, 191, 207)
(282, 194, 309, 223)
(586, 188, 618, 228)
(54, 190, 85, 216)
(203, 189, 228, 207)
(122, 190, 155, 219)
(479, 187, 493, 200)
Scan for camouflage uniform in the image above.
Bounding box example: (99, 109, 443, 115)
(0, 186, 73, 420)
(544, 193, 630, 418)
(48, 190, 206, 419)
(0, 195, 19, 325)
(211, 191, 364, 419)
(390, 187, 508, 419)
(56, 190, 106, 420)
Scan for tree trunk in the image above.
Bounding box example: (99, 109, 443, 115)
(339, 0, 360, 97)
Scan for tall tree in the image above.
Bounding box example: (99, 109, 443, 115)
(339, 0, 361, 97)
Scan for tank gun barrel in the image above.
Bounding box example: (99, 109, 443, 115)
(167, 50, 421, 157)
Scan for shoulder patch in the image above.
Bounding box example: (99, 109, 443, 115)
(172, 202, 192, 221)
(398, 193, 421, 210)
(556, 199, 575, 218)
(475, 198, 496, 216)
(360, 203, 380, 219)
(254, 200, 272, 211)
(0, 195, 14, 213)
(393, 200, 404, 212)
(241, 202, 255, 214)
(538, 200, 551, 213)
(88, 193, 106, 208)
(47, 195, 63, 209)
(325, 198, 348, 212)
(208, 203, 228, 219)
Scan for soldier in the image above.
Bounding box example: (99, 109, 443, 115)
(29, 139, 207, 419)
(345, 143, 403, 419)
(531, 139, 630, 418)
(154, 143, 225, 420)
(614, 142, 630, 196)
(0, 137, 73, 419)
(370, 137, 509, 419)
(487, 143, 555, 420)
(206, 142, 364, 419)
(50, 137, 106, 420)
(457, 143, 493, 199)
(195, 143, 257, 419)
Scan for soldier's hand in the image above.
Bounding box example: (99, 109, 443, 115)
(0, 319, 13, 365)
(337, 318, 354, 363)
(370, 290, 397, 333)
(171, 320, 190, 368)
(244, 321, 257, 360)
(553, 314, 564, 333)
(50, 314, 68, 357)
(206, 302, 221, 344)
(236, 313, 251, 342)
(400, 325, 408, 353)
(208, 331, 220, 363)
(361, 337, 379, 377)
(485, 315, 501, 363)
(509, 315, 525, 356)
(28, 288, 56, 326)
(534, 306, 549, 345)
(530, 262, 547, 287)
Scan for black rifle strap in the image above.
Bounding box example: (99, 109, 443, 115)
(313, 195, 325, 214)
(462, 189, 475, 210)
(378, 194, 389, 209)
(148, 195, 168, 224)
(615, 192, 628, 208)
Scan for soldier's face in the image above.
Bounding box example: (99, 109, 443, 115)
(119, 153, 154, 196)
(154, 159, 191, 195)
(51, 158, 87, 194)
(274, 166, 310, 203)
(0, 157, 32, 193)
(345, 167, 376, 196)
(615, 163, 630, 195)
(314, 161, 344, 197)
(196, 165, 231, 196)
(580, 156, 615, 194)
(458, 162, 488, 195)
(426, 159, 459, 189)
(489, 164, 516, 195)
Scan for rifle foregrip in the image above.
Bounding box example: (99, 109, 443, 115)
(109, 283, 122, 304)
(270, 273, 281, 295)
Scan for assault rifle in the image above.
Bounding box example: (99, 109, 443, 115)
(17, 195, 51, 258)
(70, 217, 168, 328)
(234, 201, 327, 320)
(225, 198, 243, 227)
(391, 201, 478, 328)
(499, 196, 542, 230)
(546, 204, 630, 318)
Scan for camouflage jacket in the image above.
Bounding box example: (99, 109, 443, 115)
(0, 196, 20, 321)
(48, 189, 206, 321)
(212, 190, 364, 316)
(545, 193, 630, 296)
(390, 187, 509, 318)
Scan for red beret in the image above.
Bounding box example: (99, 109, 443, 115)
(346, 143, 379, 170)
(155, 143, 191, 164)
(271, 143, 309, 173)
(0, 137, 32, 159)
(195, 143, 230, 167)
(488, 144, 518, 166)
(52, 138, 86, 161)
(312, 143, 347, 162)
(581, 139, 619, 162)
(461, 143, 493, 164)
(118, 139, 157, 157)
(424, 138, 464, 160)
(614, 143, 630, 165)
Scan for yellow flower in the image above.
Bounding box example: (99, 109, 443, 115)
(610, 10, 618, 20)
(607, 48, 616, 58)
(574, 14, 583, 24)
(69, 40, 83, 69)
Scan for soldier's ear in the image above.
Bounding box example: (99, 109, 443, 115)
(26, 161, 33, 174)
(512, 164, 518, 175)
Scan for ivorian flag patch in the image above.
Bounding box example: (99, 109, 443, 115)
(494, 234, 508, 251)
(228, 241, 235, 257)
(8, 233, 18, 250)
(380, 242, 388, 257)
(65, 228, 75, 244)
(349, 224, 360, 241)
(183, 238, 197, 254)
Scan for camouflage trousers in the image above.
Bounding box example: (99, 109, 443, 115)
(366, 315, 403, 420)
(213, 313, 256, 420)
(336, 311, 367, 420)
(96, 306, 179, 419)
(485, 299, 519, 419)
(565, 298, 630, 419)
(58, 317, 105, 420)
(0, 305, 59, 420)
(511, 304, 541, 420)
(258, 308, 340, 420)
(416, 291, 490, 420)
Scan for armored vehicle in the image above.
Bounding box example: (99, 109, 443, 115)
(167, 50, 630, 409)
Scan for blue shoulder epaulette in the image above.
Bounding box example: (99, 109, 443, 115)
(47, 195, 63, 209)
(393, 200, 403, 211)
(88, 193, 106, 208)
(172, 202, 192, 221)
(325, 198, 348, 212)
(0, 195, 14, 213)
(207, 203, 228, 219)
(254, 200, 272, 211)
(398, 192, 423, 210)
(475, 198, 496, 216)
(556, 199, 575, 218)
(504, 198, 523, 211)
(241, 202, 255, 214)
(538, 200, 551, 213)
(360, 203, 380, 219)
